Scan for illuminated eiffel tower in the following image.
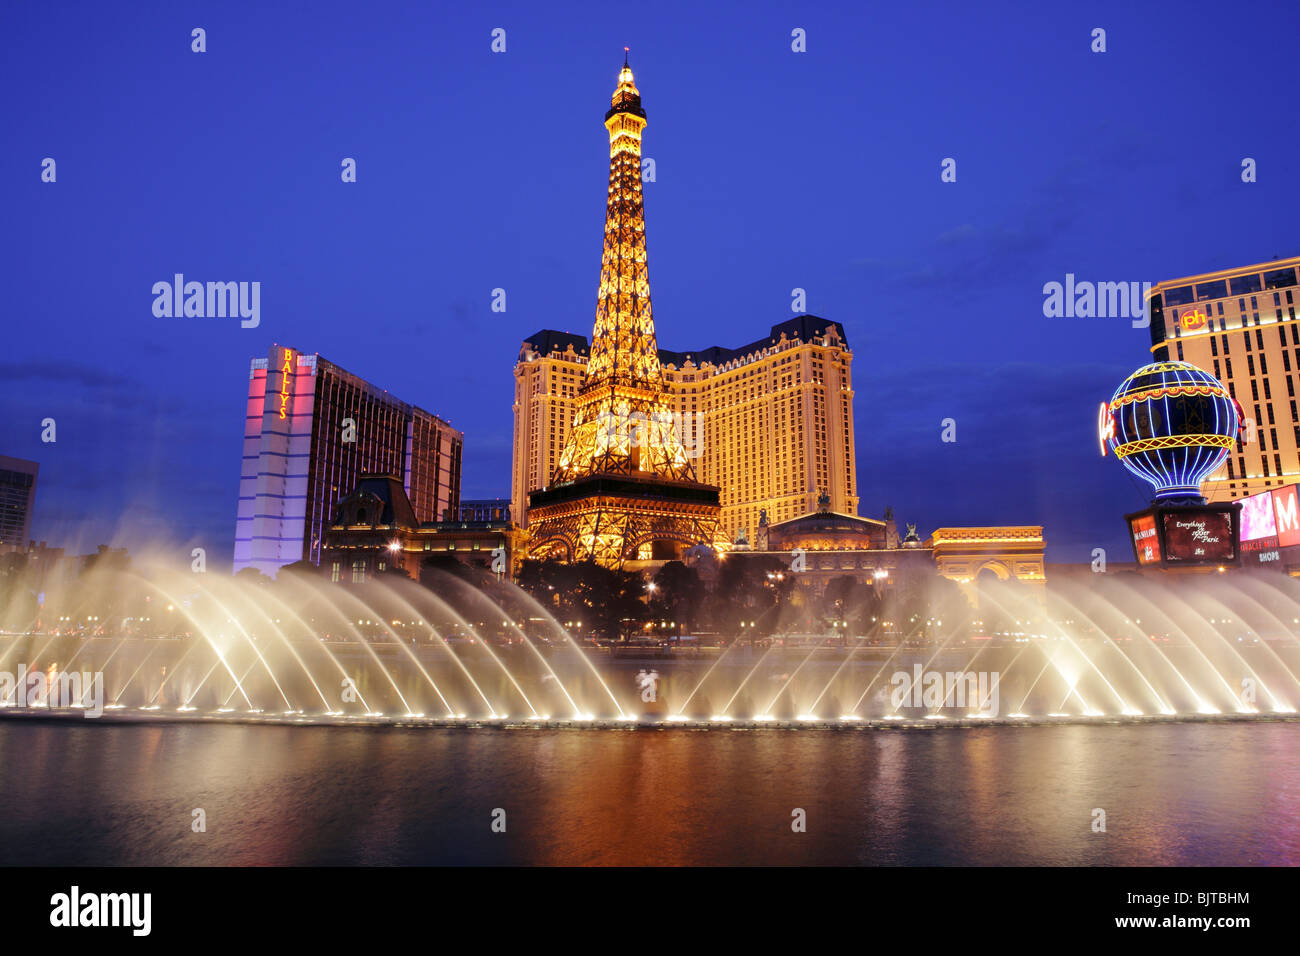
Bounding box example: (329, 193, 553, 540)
(526, 54, 721, 568)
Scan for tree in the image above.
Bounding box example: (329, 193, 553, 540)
(234, 566, 273, 587)
(0, 552, 34, 630)
(819, 575, 882, 636)
(516, 560, 647, 641)
(648, 561, 703, 634)
(713, 554, 792, 636)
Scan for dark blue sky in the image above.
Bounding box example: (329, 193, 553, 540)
(4, 0, 1298, 566)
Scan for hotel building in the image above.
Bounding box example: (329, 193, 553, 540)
(234, 345, 462, 575)
(513, 314, 858, 542)
(320, 476, 519, 585)
(456, 498, 511, 522)
(701, 495, 1045, 604)
(1147, 254, 1300, 501)
(0, 455, 38, 548)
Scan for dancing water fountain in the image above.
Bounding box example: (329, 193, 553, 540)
(0, 545, 1297, 730)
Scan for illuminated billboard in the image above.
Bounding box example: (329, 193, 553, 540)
(1272, 485, 1300, 548)
(1240, 490, 1278, 542)
(1160, 510, 1237, 564)
(1130, 513, 1161, 565)
(1125, 502, 1241, 569)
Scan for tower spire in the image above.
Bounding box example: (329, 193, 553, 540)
(553, 58, 692, 485)
(525, 59, 719, 567)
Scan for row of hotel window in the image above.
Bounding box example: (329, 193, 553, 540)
(1225, 448, 1297, 481)
(1208, 318, 1300, 356)
(1162, 266, 1297, 306)
(1211, 351, 1300, 411)
(1171, 291, 1296, 338)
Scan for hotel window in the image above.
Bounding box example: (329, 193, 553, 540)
(1266, 268, 1299, 291)
(1257, 329, 1265, 350)
(352, 560, 366, 583)
(331, 562, 340, 583)
(1211, 337, 1219, 356)
(1231, 274, 1262, 295)
(1268, 267, 1300, 290)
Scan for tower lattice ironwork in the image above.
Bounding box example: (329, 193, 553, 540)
(527, 55, 721, 567)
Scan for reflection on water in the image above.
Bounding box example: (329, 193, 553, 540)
(0, 722, 1297, 865)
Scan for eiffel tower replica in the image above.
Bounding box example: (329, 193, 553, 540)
(527, 54, 721, 568)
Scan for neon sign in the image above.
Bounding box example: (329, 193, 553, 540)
(1130, 514, 1161, 565)
(1239, 490, 1277, 542)
(1273, 485, 1300, 548)
(1097, 402, 1114, 456)
(1179, 308, 1208, 331)
(279, 350, 293, 421)
(1103, 362, 1238, 501)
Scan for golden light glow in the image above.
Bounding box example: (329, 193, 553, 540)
(278, 350, 293, 420)
(525, 58, 720, 567)
(1113, 434, 1235, 459)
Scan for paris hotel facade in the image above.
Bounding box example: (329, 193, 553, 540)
(512, 313, 858, 543)
(1146, 253, 1300, 502)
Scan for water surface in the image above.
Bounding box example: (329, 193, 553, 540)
(1, 721, 1296, 865)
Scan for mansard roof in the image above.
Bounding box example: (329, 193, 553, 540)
(519, 315, 849, 368)
(333, 474, 419, 528)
